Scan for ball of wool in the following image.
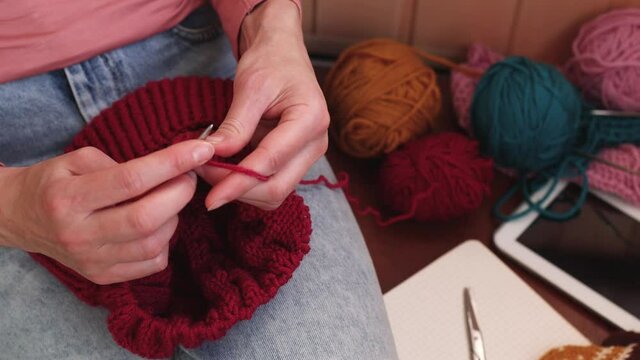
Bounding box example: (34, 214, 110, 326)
(565, 8, 640, 112)
(379, 132, 493, 221)
(324, 38, 442, 158)
(30, 77, 312, 358)
(452, 46, 640, 212)
(471, 56, 584, 174)
(450, 43, 504, 133)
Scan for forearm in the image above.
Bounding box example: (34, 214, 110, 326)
(239, 0, 302, 55)
(210, 0, 301, 57)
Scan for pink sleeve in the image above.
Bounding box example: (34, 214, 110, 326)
(211, 0, 302, 58)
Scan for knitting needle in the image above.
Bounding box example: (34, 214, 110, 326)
(583, 110, 640, 176)
(197, 124, 214, 140)
(574, 150, 640, 177)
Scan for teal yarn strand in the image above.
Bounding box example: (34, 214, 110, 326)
(491, 157, 590, 221)
(471, 56, 640, 221)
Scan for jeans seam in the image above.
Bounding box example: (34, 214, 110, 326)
(171, 25, 221, 43)
(106, 51, 133, 106)
(176, 346, 200, 360)
(63, 66, 99, 123)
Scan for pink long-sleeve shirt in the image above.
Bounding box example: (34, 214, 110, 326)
(0, 0, 300, 84)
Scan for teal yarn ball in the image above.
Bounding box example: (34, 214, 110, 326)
(470, 56, 640, 221)
(471, 56, 584, 174)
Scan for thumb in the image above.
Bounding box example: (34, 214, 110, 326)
(206, 87, 268, 157)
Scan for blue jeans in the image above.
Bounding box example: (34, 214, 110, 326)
(0, 6, 397, 360)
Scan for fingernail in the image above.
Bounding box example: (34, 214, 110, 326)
(187, 171, 197, 181)
(193, 142, 214, 163)
(207, 199, 227, 211)
(206, 135, 224, 146)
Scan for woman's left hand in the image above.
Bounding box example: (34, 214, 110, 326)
(197, 0, 329, 211)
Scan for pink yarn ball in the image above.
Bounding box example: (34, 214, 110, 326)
(450, 43, 503, 133)
(565, 8, 640, 111)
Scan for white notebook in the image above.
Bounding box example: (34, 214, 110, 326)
(384, 240, 589, 360)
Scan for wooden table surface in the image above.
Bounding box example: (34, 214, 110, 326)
(317, 64, 617, 344)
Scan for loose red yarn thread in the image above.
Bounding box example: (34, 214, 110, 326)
(206, 160, 420, 226)
(206, 160, 270, 181)
(208, 132, 493, 226)
(299, 172, 432, 226)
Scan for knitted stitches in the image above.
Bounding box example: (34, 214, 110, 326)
(540, 344, 638, 360)
(586, 144, 640, 204)
(29, 77, 312, 358)
(540, 332, 640, 360)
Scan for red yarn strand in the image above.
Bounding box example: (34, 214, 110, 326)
(206, 160, 271, 181)
(203, 132, 493, 227)
(298, 174, 347, 188)
(207, 163, 425, 227)
(299, 172, 434, 227)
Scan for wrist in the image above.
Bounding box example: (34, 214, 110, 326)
(240, 0, 302, 55)
(0, 166, 23, 248)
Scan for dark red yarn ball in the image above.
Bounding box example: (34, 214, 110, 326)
(379, 132, 494, 221)
(29, 77, 311, 358)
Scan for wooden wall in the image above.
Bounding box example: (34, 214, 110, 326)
(301, 0, 640, 64)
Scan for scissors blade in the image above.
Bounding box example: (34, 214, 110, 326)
(464, 288, 487, 360)
(197, 124, 214, 140)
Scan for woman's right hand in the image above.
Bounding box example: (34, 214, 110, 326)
(0, 140, 214, 285)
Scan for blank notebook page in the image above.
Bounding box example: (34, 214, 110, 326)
(384, 240, 589, 360)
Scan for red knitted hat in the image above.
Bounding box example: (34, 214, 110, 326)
(29, 77, 312, 358)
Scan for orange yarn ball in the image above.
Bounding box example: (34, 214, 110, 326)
(324, 38, 442, 158)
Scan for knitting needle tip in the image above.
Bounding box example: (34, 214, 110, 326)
(575, 150, 640, 177)
(198, 124, 214, 140)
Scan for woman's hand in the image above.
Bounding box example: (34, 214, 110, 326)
(198, 0, 329, 211)
(0, 141, 213, 284)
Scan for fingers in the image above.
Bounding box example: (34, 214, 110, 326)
(234, 140, 326, 209)
(72, 140, 213, 210)
(194, 163, 230, 186)
(62, 147, 118, 175)
(205, 79, 271, 157)
(204, 101, 328, 210)
(205, 135, 327, 210)
(87, 171, 197, 244)
(98, 215, 179, 264)
(60, 171, 195, 285)
(95, 243, 170, 284)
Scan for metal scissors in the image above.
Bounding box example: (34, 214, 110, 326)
(464, 287, 487, 360)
